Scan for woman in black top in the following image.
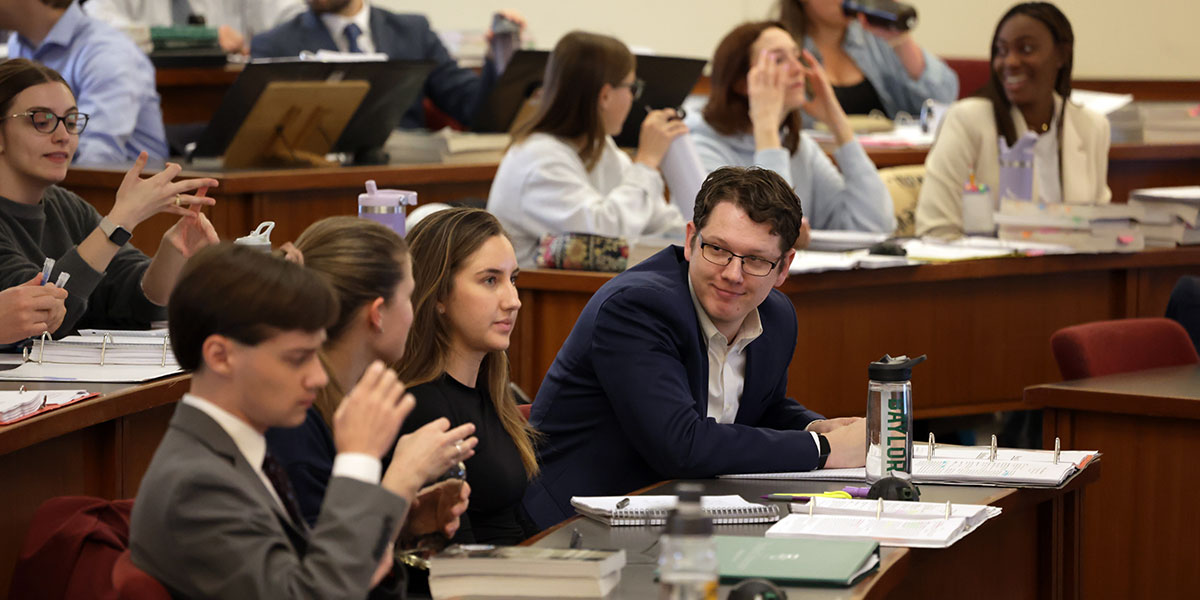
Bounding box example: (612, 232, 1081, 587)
(399, 207, 540, 545)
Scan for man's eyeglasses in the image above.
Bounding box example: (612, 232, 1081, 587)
(617, 78, 645, 101)
(698, 236, 780, 277)
(3, 111, 90, 135)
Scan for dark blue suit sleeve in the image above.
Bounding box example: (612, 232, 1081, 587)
(590, 289, 821, 478)
(412, 15, 491, 127)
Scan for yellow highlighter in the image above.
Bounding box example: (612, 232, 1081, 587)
(760, 491, 852, 502)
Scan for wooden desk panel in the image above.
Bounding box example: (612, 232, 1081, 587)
(62, 162, 496, 253)
(156, 65, 242, 124)
(1026, 366, 1200, 599)
(512, 249, 1200, 419)
(0, 377, 186, 597)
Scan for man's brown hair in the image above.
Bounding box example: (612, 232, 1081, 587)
(168, 243, 338, 371)
(692, 166, 804, 255)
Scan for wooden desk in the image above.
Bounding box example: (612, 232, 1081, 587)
(511, 248, 1200, 419)
(156, 65, 242, 125)
(525, 472, 1097, 599)
(61, 162, 497, 253)
(1025, 365, 1200, 599)
(0, 377, 186, 596)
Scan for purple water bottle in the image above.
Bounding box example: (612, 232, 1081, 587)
(358, 180, 417, 237)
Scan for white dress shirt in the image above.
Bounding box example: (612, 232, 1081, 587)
(488, 133, 686, 268)
(85, 0, 305, 38)
(181, 393, 380, 515)
(319, 0, 375, 54)
(1025, 95, 1064, 205)
(686, 280, 822, 452)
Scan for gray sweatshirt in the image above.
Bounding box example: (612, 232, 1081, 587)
(0, 186, 163, 336)
(686, 113, 896, 234)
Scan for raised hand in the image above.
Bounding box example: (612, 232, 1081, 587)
(332, 361, 415, 459)
(163, 191, 219, 259)
(747, 49, 789, 134)
(797, 50, 854, 145)
(403, 480, 472, 539)
(382, 418, 478, 500)
(108, 153, 219, 231)
(633, 108, 688, 170)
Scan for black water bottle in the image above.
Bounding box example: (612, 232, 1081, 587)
(841, 0, 919, 32)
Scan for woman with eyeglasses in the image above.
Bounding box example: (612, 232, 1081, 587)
(487, 31, 688, 267)
(687, 22, 895, 234)
(0, 59, 218, 335)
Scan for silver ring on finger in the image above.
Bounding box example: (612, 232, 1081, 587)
(454, 441, 463, 455)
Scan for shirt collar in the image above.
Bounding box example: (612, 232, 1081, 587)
(1010, 92, 1064, 136)
(687, 272, 763, 350)
(182, 393, 267, 470)
(319, 0, 372, 43)
(20, 1, 85, 53)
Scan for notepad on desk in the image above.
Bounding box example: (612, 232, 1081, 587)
(570, 495, 780, 526)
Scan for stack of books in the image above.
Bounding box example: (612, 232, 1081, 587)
(384, 127, 509, 164)
(428, 545, 626, 599)
(993, 199, 1144, 252)
(1128, 186, 1200, 247)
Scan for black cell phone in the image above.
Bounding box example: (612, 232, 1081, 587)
(841, 0, 918, 32)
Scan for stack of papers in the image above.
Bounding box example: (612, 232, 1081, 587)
(385, 127, 509, 164)
(788, 250, 916, 274)
(0, 389, 93, 424)
(0, 328, 182, 383)
(807, 230, 890, 252)
(766, 497, 1002, 548)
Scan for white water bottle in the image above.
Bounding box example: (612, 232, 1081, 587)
(657, 484, 717, 600)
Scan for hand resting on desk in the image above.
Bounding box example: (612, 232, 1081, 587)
(821, 417, 867, 468)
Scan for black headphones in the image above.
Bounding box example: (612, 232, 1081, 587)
(728, 578, 788, 600)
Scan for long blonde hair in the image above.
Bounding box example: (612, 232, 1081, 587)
(398, 208, 540, 477)
(294, 216, 409, 424)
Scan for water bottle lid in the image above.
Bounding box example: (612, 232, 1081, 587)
(868, 354, 927, 382)
(234, 221, 275, 250)
(359, 179, 417, 207)
(663, 483, 713, 535)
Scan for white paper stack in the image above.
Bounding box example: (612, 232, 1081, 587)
(994, 200, 1145, 253)
(766, 497, 1002, 548)
(0, 389, 90, 423)
(1128, 186, 1200, 247)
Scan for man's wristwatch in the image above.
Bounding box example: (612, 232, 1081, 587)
(98, 217, 132, 247)
(816, 433, 831, 469)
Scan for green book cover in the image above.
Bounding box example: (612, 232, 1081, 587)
(715, 535, 880, 587)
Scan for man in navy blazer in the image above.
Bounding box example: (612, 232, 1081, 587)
(524, 167, 867, 528)
(251, 0, 511, 129)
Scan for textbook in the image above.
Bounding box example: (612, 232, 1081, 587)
(570, 495, 781, 526)
(428, 545, 625, 579)
(428, 545, 625, 599)
(715, 535, 879, 586)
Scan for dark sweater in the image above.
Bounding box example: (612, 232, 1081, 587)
(0, 186, 162, 336)
(403, 373, 537, 545)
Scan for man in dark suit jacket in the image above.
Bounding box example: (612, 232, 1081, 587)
(523, 167, 867, 528)
(251, 0, 512, 129)
(130, 244, 476, 598)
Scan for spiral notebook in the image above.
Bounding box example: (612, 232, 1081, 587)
(570, 495, 780, 526)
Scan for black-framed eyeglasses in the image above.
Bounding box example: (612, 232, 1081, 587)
(3, 111, 90, 135)
(698, 235, 780, 277)
(618, 78, 645, 101)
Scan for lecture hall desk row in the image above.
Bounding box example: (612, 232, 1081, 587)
(0, 377, 1099, 600)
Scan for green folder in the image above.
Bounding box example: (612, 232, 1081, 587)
(715, 535, 880, 587)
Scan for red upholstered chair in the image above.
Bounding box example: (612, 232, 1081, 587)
(1050, 318, 1200, 380)
(112, 549, 170, 600)
(943, 58, 991, 99)
(9, 497, 136, 600)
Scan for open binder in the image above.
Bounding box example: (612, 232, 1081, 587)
(0, 331, 183, 383)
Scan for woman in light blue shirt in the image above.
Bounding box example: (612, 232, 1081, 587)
(776, 0, 957, 117)
(687, 21, 894, 234)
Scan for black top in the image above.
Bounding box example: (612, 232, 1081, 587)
(833, 77, 887, 116)
(403, 373, 536, 545)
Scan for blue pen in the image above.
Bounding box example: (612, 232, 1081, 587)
(41, 257, 55, 286)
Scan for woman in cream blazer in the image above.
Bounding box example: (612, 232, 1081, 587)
(915, 3, 1110, 239)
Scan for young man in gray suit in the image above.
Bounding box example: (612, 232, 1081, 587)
(130, 243, 478, 598)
